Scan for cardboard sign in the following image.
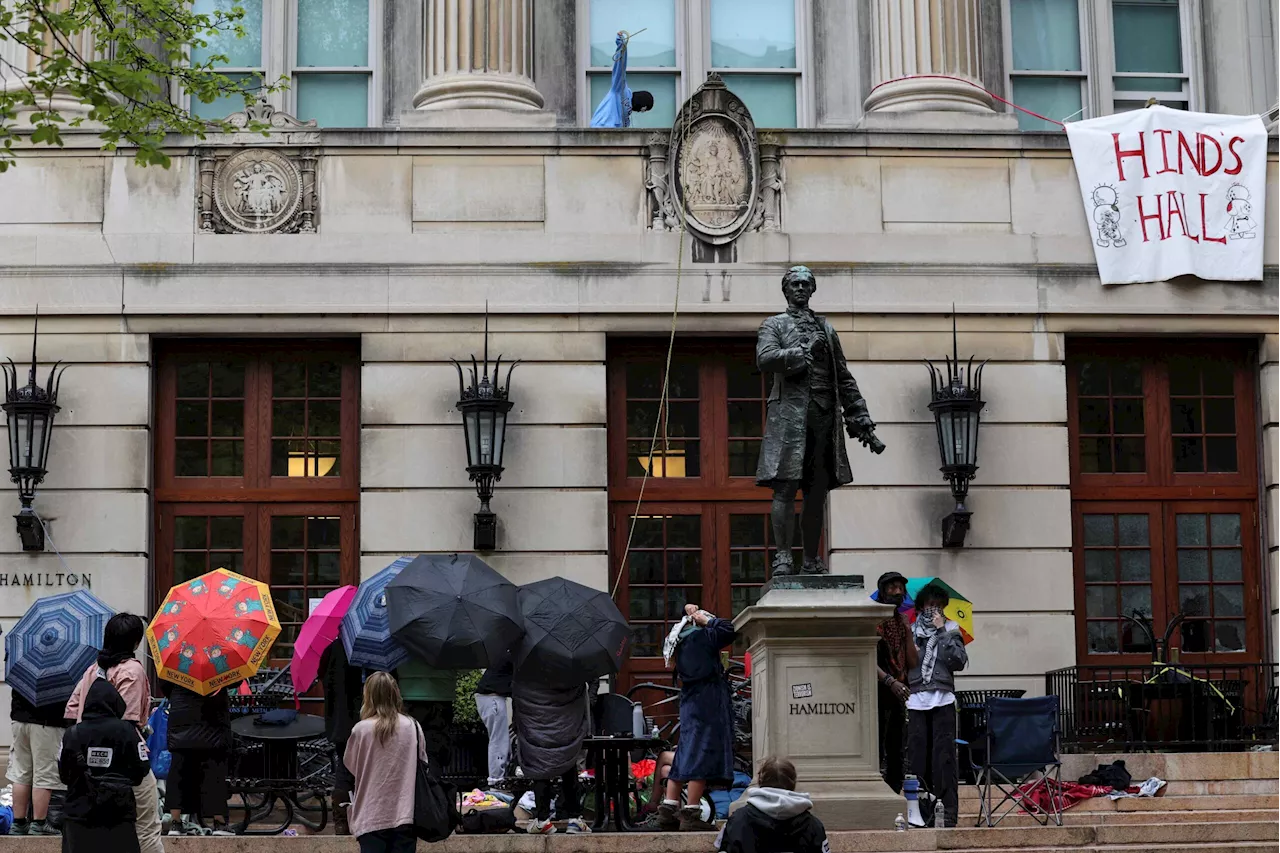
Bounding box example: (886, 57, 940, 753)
(1065, 106, 1267, 284)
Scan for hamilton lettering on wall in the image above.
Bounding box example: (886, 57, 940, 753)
(0, 572, 92, 588)
(789, 701, 856, 716)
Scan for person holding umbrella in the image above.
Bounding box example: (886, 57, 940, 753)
(5, 674, 69, 836)
(874, 571, 912, 795)
(511, 673, 590, 835)
(64, 613, 165, 853)
(320, 641, 364, 835)
(653, 603, 735, 833)
(160, 680, 234, 836)
(472, 651, 513, 787)
(906, 583, 968, 828)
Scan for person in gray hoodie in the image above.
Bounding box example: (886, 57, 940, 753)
(905, 583, 968, 827)
(716, 757, 828, 853)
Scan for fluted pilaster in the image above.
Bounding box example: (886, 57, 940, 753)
(864, 0, 994, 115)
(0, 2, 97, 125)
(413, 0, 544, 113)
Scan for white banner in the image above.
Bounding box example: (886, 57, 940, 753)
(1065, 105, 1267, 285)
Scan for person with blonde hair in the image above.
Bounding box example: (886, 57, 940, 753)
(343, 671, 427, 853)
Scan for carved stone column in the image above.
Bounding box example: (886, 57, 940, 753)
(407, 0, 554, 127)
(863, 0, 995, 115)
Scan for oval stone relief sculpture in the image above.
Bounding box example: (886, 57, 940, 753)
(668, 74, 760, 245)
(212, 149, 304, 234)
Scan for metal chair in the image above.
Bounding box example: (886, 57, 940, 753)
(972, 696, 1064, 827)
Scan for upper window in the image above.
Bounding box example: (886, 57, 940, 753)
(583, 0, 805, 128)
(189, 0, 378, 127)
(1005, 0, 1195, 130)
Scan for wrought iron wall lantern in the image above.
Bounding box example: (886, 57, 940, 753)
(924, 314, 986, 548)
(2, 314, 67, 552)
(452, 314, 519, 552)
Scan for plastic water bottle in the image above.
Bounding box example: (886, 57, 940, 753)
(934, 803, 945, 829)
(651, 724, 660, 740)
(632, 703, 645, 737)
(894, 813, 907, 832)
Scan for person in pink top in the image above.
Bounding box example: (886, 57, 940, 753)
(343, 671, 427, 853)
(63, 614, 165, 853)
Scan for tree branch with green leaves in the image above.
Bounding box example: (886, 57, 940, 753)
(0, 0, 283, 172)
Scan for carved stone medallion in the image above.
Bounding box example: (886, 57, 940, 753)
(668, 74, 760, 245)
(210, 149, 304, 234)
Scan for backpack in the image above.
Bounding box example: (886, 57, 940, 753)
(410, 723, 460, 843)
(146, 701, 171, 780)
(1079, 760, 1131, 790)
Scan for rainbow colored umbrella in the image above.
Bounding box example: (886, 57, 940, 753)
(872, 577, 974, 644)
(291, 585, 357, 693)
(148, 568, 281, 695)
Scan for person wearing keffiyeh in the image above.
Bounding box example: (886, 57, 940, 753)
(906, 584, 968, 827)
(874, 571, 912, 795)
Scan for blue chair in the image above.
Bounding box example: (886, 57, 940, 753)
(972, 696, 1064, 827)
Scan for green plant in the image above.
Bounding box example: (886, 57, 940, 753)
(453, 669, 484, 732)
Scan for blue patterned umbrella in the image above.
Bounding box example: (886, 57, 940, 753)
(4, 590, 114, 706)
(340, 556, 412, 671)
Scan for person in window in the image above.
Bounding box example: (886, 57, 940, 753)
(161, 681, 233, 836)
(906, 584, 967, 828)
(654, 603, 735, 832)
(64, 613, 165, 853)
(473, 651, 513, 787)
(715, 756, 828, 853)
(5, 684, 69, 836)
(589, 30, 655, 128)
(874, 571, 911, 795)
(510, 674, 591, 835)
(58, 679, 152, 853)
(321, 641, 365, 835)
(344, 671, 427, 853)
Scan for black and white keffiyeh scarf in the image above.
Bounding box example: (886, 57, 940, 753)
(913, 607, 946, 685)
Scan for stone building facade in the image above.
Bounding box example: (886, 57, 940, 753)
(0, 0, 1276, 749)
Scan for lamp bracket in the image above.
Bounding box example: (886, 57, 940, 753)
(473, 510, 497, 552)
(941, 510, 971, 549)
(15, 508, 43, 551)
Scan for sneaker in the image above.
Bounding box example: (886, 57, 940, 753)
(31, 821, 62, 837)
(210, 823, 235, 836)
(677, 805, 716, 832)
(525, 818, 556, 835)
(636, 802, 679, 832)
(10, 820, 30, 836)
(565, 818, 592, 834)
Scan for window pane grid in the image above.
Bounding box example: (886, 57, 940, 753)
(174, 361, 247, 478)
(726, 358, 766, 478)
(270, 515, 342, 656)
(172, 515, 246, 584)
(1169, 358, 1237, 474)
(625, 361, 700, 478)
(1176, 512, 1245, 653)
(626, 514, 702, 657)
(1076, 359, 1145, 474)
(1082, 513, 1153, 655)
(271, 360, 343, 479)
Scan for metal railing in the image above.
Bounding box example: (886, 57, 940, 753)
(1047, 663, 1278, 752)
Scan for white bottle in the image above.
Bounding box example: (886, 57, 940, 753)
(934, 803, 945, 829)
(894, 813, 907, 832)
(631, 703, 645, 737)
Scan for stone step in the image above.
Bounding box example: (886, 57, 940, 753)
(958, 778, 1277, 799)
(961, 793, 1280, 816)
(959, 808, 1277, 828)
(1059, 752, 1277, 783)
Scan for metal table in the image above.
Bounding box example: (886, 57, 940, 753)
(229, 713, 329, 835)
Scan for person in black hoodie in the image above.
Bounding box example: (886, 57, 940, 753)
(161, 682, 233, 835)
(716, 757, 828, 853)
(58, 679, 151, 853)
(320, 642, 364, 835)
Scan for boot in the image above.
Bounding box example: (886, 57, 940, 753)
(771, 552, 794, 578)
(637, 801, 679, 831)
(332, 792, 350, 836)
(800, 557, 827, 575)
(677, 804, 716, 832)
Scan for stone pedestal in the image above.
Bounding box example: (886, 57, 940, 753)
(408, 0, 555, 128)
(862, 0, 1016, 130)
(733, 575, 901, 830)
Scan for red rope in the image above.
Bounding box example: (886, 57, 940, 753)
(868, 73, 1068, 128)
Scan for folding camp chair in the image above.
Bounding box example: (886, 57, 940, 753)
(973, 696, 1064, 827)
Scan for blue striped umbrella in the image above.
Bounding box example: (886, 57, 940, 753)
(340, 557, 412, 671)
(4, 590, 114, 706)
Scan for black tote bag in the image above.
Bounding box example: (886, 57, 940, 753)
(411, 722, 460, 843)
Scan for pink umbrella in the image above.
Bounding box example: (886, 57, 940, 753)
(291, 585, 358, 695)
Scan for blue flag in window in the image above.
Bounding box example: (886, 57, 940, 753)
(590, 33, 632, 128)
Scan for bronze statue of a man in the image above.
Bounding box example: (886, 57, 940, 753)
(755, 265, 885, 577)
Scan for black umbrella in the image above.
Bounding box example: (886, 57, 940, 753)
(386, 553, 524, 669)
(514, 577, 629, 686)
